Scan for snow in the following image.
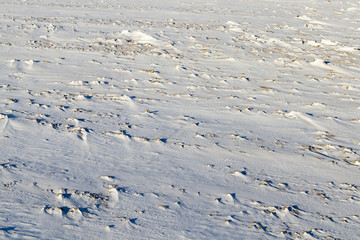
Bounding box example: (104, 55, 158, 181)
(0, 0, 360, 239)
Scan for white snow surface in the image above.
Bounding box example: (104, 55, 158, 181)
(1, 0, 360, 239)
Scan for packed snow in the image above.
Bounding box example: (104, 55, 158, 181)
(0, 0, 360, 239)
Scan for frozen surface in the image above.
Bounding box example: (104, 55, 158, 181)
(0, 0, 360, 239)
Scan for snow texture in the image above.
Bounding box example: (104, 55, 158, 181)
(0, 0, 360, 239)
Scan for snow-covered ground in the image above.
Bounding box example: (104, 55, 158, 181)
(1, 0, 360, 239)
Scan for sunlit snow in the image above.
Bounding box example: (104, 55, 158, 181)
(1, 0, 360, 239)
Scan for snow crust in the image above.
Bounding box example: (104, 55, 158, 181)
(0, 0, 360, 239)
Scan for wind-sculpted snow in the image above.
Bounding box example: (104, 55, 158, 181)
(0, 0, 360, 239)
